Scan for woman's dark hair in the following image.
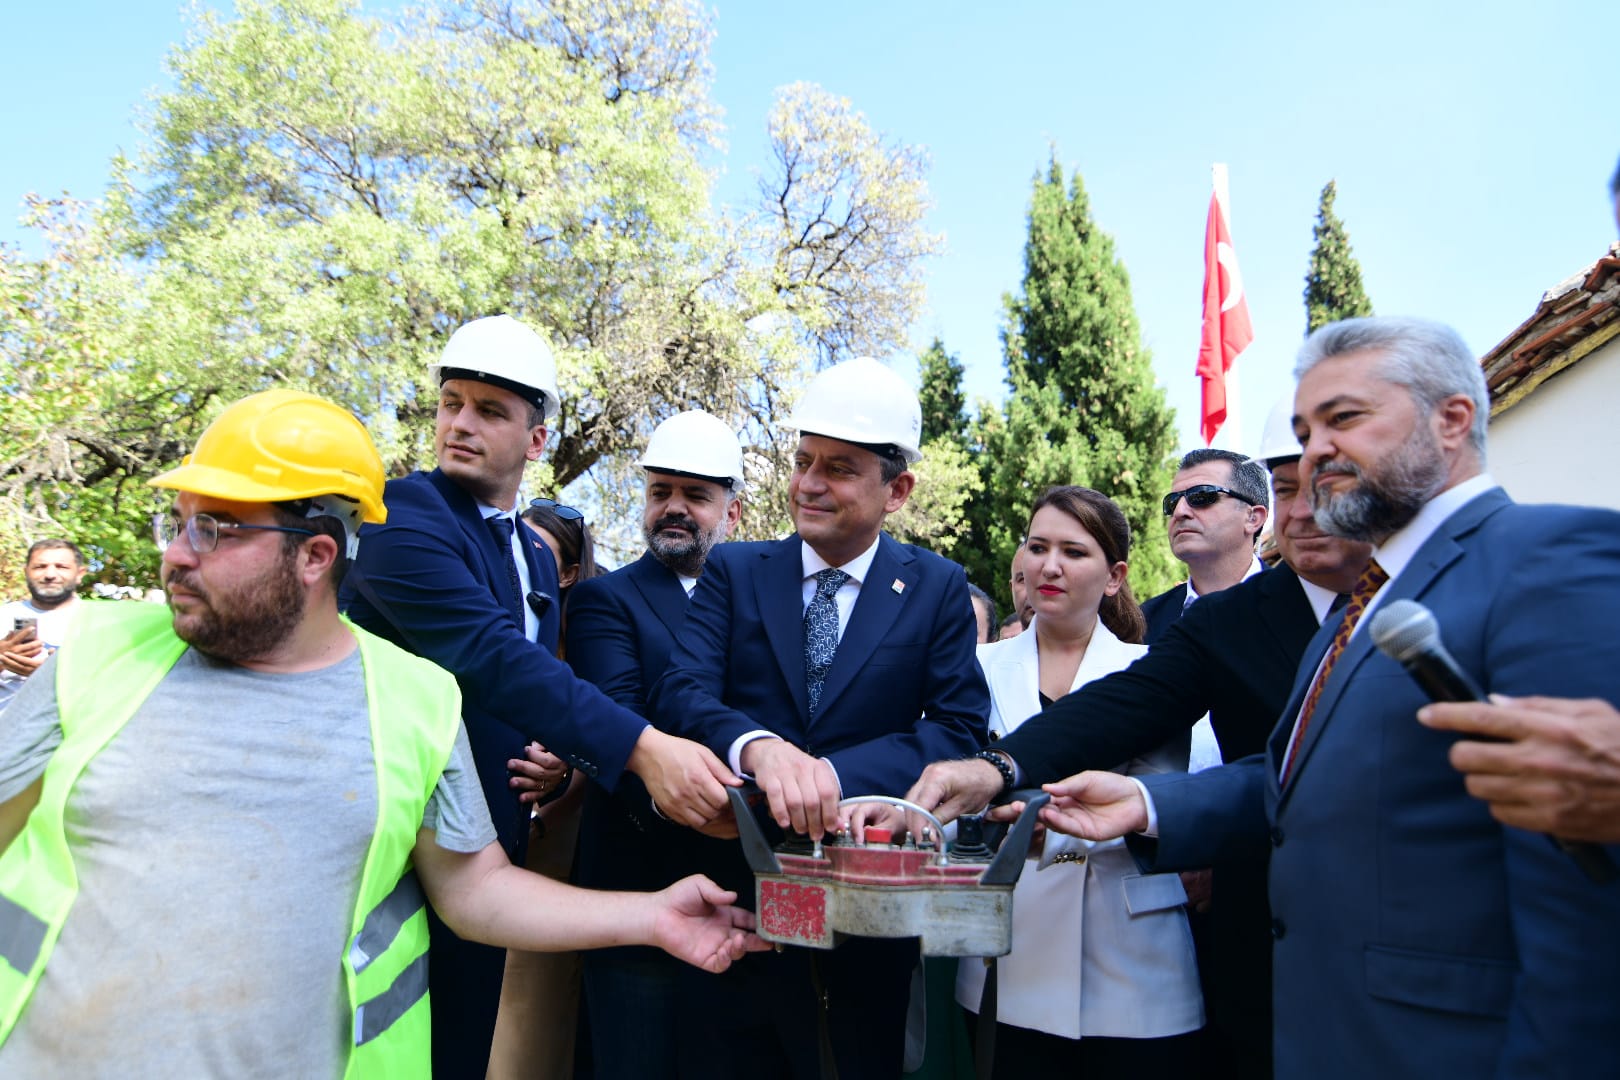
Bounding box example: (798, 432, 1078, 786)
(520, 502, 598, 589)
(1025, 485, 1146, 645)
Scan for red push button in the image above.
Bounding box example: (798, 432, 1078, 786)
(865, 827, 893, 844)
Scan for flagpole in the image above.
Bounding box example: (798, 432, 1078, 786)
(1211, 164, 1243, 452)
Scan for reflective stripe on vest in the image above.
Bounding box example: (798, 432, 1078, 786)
(0, 603, 462, 1078)
(0, 895, 45, 976)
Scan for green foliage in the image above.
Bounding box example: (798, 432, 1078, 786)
(963, 156, 1179, 612)
(0, 0, 941, 580)
(917, 336, 968, 447)
(1304, 180, 1373, 335)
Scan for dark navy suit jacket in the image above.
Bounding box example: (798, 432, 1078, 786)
(340, 468, 648, 860)
(1141, 581, 1189, 645)
(566, 552, 719, 902)
(1133, 489, 1620, 1078)
(650, 532, 990, 897)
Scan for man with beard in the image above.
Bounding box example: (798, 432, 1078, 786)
(340, 316, 741, 1077)
(1028, 317, 1620, 1078)
(0, 390, 763, 1077)
(0, 539, 88, 712)
(888, 402, 1371, 1079)
(563, 409, 745, 1076)
(649, 357, 989, 1079)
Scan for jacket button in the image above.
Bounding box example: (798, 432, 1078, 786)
(1270, 826, 1284, 847)
(1270, 918, 1287, 940)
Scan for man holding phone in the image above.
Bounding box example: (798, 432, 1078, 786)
(0, 538, 87, 712)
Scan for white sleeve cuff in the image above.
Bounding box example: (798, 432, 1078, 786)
(728, 730, 780, 778)
(1128, 776, 1159, 837)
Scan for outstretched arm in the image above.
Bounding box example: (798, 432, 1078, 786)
(414, 832, 768, 973)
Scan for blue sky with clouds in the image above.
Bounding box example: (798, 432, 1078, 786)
(6, 1, 1617, 452)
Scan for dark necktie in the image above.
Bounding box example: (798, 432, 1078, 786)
(1282, 559, 1389, 783)
(485, 515, 525, 631)
(804, 568, 850, 716)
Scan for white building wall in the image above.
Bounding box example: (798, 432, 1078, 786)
(1488, 336, 1620, 510)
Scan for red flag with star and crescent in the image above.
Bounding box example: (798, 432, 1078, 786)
(1197, 172, 1253, 445)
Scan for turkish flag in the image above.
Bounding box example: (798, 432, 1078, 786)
(1197, 185, 1253, 445)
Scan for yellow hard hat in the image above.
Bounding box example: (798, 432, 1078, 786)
(150, 390, 388, 530)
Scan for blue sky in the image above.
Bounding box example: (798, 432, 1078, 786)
(6, 1, 1618, 452)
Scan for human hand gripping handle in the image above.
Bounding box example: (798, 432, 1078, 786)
(629, 727, 741, 827)
(1032, 771, 1149, 841)
(740, 737, 842, 841)
(646, 875, 772, 974)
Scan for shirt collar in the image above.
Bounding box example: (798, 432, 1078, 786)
(802, 535, 882, 586)
(1372, 473, 1496, 585)
(1185, 555, 1265, 604)
(1296, 576, 1341, 624)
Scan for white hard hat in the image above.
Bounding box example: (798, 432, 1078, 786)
(1257, 393, 1301, 468)
(638, 410, 746, 491)
(785, 356, 923, 463)
(429, 315, 560, 423)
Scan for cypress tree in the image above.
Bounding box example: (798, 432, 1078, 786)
(1304, 180, 1374, 335)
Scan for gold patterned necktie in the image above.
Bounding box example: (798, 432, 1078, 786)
(1281, 559, 1389, 784)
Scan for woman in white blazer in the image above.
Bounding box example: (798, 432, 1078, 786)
(958, 486, 1203, 1077)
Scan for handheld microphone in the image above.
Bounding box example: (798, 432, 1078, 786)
(1369, 600, 1616, 884)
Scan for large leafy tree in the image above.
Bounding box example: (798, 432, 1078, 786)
(966, 156, 1179, 610)
(0, 0, 941, 581)
(1303, 179, 1373, 335)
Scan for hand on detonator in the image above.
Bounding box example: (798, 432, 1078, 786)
(741, 737, 841, 841)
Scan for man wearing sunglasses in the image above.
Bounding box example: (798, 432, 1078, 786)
(0, 390, 762, 1077)
(340, 316, 742, 1078)
(1143, 449, 1270, 645)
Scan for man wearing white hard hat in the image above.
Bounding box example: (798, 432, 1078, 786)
(650, 356, 990, 1079)
(565, 409, 745, 1076)
(342, 316, 742, 1078)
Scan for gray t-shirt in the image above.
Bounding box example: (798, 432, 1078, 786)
(0, 645, 495, 1077)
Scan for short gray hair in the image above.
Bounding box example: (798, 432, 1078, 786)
(1176, 448, 1269, 509)
(1294, 316, 1487, 457)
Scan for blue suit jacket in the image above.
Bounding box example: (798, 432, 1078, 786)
(566, 551, 720, 899)
(650, 532, 990, 894)
(1135, 489, 1620, 1078)
(1141, 581, 1189, 645)
(339, 468, 648, 859)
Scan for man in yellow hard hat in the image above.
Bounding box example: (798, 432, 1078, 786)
(0, 389, 761, 1078)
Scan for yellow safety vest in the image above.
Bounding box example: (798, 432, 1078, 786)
(0, 602, 461, 1077)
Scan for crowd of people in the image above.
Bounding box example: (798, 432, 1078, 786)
(1, 300, 1618, 1080)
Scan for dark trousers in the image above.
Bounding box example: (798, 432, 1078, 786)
(965, 1008, 1200, 1079)
(427, 907, 506, 1080)
(582, 947, 686, 1077)
(676, 937, 918, 1080)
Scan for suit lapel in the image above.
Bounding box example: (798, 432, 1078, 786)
(984, 629, 1041, 738)
(1274, 489, 1509, 803)
(815, 535, 918, 721)
(629, 552, 689, 636)
(1258, 565, 1317, 663)
(755, 538, 812, 721)
(428, 468, 510, 599)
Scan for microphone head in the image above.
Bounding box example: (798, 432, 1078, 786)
(1368, 599, 1440, 663)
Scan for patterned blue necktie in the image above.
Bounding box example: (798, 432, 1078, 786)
(486, 515, 525, 630)
(804, 568, 850, 715)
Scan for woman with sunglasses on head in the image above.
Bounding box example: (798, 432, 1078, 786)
(958, 486, 1203, 1078)
(487, 496, 600, 1080)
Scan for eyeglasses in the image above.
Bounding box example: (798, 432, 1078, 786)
(527, 498, 584, 522)
(153, 512, 315, 554)
(1161, 485, 1260, 516)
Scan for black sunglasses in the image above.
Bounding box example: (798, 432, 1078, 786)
(527, 497, 584, 522)
(1162, 484, 1260, 516)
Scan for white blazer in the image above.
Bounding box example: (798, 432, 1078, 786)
(956, 617, 1204, 1039)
